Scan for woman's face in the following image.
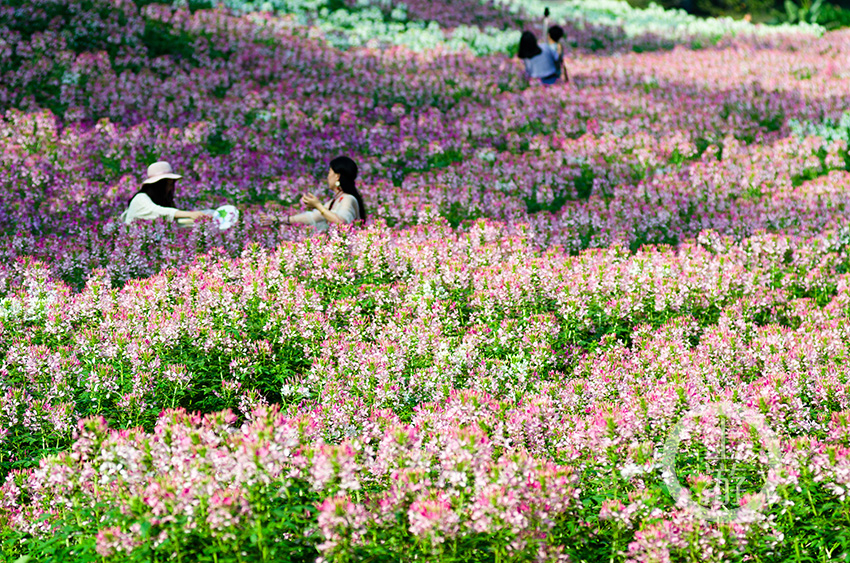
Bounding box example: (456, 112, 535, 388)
(327, 167, 342, 194)
(165, 179, 176, 194)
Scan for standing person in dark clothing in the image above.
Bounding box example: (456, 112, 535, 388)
(546, 19, 569, 83)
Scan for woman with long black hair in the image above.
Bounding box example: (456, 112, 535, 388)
(517, 7, 561, 86)
(284, 156, 366, 231)
(121, 161, 206, 225)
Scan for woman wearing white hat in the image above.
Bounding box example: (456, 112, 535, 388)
(121, 161, 206, 225)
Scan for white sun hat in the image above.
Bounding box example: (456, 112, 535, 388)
(142, 161, 182, 185)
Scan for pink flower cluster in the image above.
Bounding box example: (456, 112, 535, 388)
(2, 400, 578, 558)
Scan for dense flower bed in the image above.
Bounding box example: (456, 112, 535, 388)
(3, 0, 850, 561)
(3, 9, 850, 287)
(3, 222, 850, 561)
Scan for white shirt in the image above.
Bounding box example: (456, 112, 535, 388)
(523, 43, 559, 78)
(120, 193, 177, 224)
(294, 193, 360, 232)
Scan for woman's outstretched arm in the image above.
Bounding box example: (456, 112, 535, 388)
(127, 193, 204, 223)
(283, 205, 342, 225)
(306, 203, 345, 224)
(286, 211, 319, 225)
(174, 209, 205, 220)
(301, 193, 347, 224)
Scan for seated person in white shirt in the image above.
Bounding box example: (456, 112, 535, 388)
(121, 161, 206, 225)
(282, 156, 366, 231)
(517, 7, 561, 87)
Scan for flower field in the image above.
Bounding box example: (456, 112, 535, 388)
(3, 0, 850, 561)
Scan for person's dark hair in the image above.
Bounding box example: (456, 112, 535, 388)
(517, 31, 542, 59)
(128, 178, 175, 208)
(548, 25, 565, 42)
(329, 155, 367, 224)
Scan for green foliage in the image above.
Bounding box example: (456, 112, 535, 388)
(525, 191, 571, 214)
(188, 0, 215, 12)
(816, 1, 850, 27)
(336, 529, 547, 562)
(588, 37, 607, 52)
(206, 129, 236, 156)
(525, 164, 595, 213)
(3, 481, 322, 563)
(546, 467, 850, 563)
(426, 148, 465, 170)
(790, 144, 850, 187)
(695, 0, 776, 19)
(785, 0, 825, 22)
(625, 0, 692, 10)
(748, 482, 850, 562)
(626, 0, 849, 27)
(444, 201, 487, 228)
(141, 18, 199, 61)
(574, 164, 596, 200)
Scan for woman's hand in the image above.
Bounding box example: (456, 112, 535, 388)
(256, 212, 276, 226)
(301, 192, 321, 209)
(175, 209, 206, 221)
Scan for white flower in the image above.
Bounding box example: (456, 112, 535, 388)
(476, 148, 497, 162)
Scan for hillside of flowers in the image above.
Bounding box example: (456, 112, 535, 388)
(213, 0, 825, 53)
(3, 0, 850, 561)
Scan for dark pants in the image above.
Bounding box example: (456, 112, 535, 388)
(540, 72, 560, 86)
